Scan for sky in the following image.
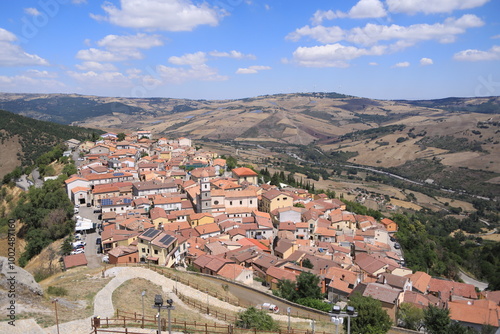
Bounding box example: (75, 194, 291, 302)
(0, 0, 499, 100)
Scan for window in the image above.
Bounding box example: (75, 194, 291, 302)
(214, 200, 219, 205)
(142, 248, 146, 253)
(230, 201, 233, 205)
(240, 201, 243, 205)
(250, 200, 253, 204)
(154, 250, 158, 255)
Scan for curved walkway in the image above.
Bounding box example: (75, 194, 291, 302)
(1, 267, 311, 333)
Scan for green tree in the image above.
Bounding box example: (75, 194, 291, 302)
(296, 271, 322, 300)
(61, 236, 73, 255)
(273, 279, 297, 302)
(226, 156, 237, 170)
(117, 132, 126, 141)
(423, 305, 450, 334)
(235, 307, 279, 331)
(347, 293, 392, 334)
(302, 258, 314, 269)
(397, 303, 424, 331)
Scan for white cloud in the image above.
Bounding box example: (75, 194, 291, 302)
(67, 70, 133, 88)
(369, 62, 379, 65)
(349, 0, 387, 19)
(0, 72, 64, 92)
(311, 10, 346, 25)
(453, 45, 500, 61)
(76, 48, 131, 62)
(491, 34, 500, 39)
(156, 64, 227, 83)
(168, 52, 207, 66)
(92, 0, 223, 32)
(76, 61, 118, 72)
(209, 50, 256, 59)
(0, 28, 49, 67)
(420, 57, 433, 65)
(393, 61, 410, 67)
(25, 69, 58, 78)
(76, 33, 163, 62)
(287, 25, 345, 43)
(72, 0, 88, 4)
(311, 0, 386, 24)
(264, 4, 271, 10)
(24, 8, 41, 16)
(97, 33, 163, 51)
(387, 0, 490, 14)
(290, 14, 484, 47)
(291, 43, 386, 68)
(236, 65, 271, 74)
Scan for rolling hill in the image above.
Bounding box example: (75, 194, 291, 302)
(0, 109, 102, 178)
(1, 92, 499, 196)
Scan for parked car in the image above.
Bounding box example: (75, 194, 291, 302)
(74, 208, 79, 214)
(394, 243, 401, 249)
(74, 233, 82, 240)
(74, 204, 80, 208)
(96, 237, 102, 245)
(71, 249, 84, 255)
(390, 236, 396, 242)
(87, 202, 91, 207)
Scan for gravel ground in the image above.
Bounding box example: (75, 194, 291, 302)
(1, 266, 308, 334)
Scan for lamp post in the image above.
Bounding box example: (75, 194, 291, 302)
(287, 307, 291, 334)
(152, 294, 175, 334)
(141, 291, 146, 328)
(206, 289, 209, 314)
(330, 305, 358, 334)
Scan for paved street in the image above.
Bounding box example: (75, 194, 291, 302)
(75, 204, 103, 269)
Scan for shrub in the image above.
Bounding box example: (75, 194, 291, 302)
(47, 286, 68, 296)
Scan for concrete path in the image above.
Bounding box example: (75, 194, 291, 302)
(2, 266, 308, 334)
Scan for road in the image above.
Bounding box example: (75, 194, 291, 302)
(459, 270, 488, 291)
(76, 204, 103, 269)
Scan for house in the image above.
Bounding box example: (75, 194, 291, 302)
(326, 267, 360, 302)
(448, 300, 500, 333)
(428, 278, 477, 301)
(265, 266, 300, 290)
(274, 239, 298, 259)
(380, 218, 398, 233)
(188, 213, 215, 227)
(108, 246, 139, 264)
(137, 228, 178, 266)
(132, 180, 178, 197)
(406, 271, 431, 294)
(193, 254, 235, 275)
(260, 189, 293, 213)
(101, 197, 133, 214)
(231, 167, 258, 185)
(65, 176, 90, 201)
(377, 273, 412, 291)
(195, 223, 221, 239)
(62, 253, 87, 270)
(350, 282, 403, 322)
(217, 263, 254, 284)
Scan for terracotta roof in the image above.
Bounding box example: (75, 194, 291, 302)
(448, 300, 500, 327)
(232, 167, 258, 177)
(406, 271, 431, 294)
(63, 253, 88, 269)
(108, 245, 138, 258)
(428, 278, 477, 300)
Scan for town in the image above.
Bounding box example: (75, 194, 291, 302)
(60, 130, 499, 333)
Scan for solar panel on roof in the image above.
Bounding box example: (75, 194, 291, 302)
(113, 172, 124, 176)
(142, 229, 156, 238)
(159, 235, 175, 246)
(101, 198, 113, 206)
(123, 198, 132, 204)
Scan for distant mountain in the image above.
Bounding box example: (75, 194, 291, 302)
(1, 92, 499, 181)
(0, 109, 102, 177)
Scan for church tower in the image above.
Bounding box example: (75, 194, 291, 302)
(197, 170, 212, 213)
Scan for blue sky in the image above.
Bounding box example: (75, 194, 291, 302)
(0, 0, 499, 100)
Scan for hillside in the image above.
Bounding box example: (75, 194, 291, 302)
(1, 92, 499, 197)
(0, 109, 103, 178)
